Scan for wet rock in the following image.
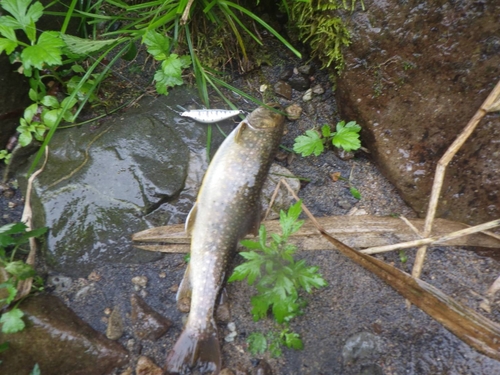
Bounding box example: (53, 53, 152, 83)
(360, 363, 384, 375)
(279, 68, 293, 81)
(136, 356, 163, 375)
(342, 332, 382, 364)
(337, 0, 500, 225)
(288, 74, 310, 91)
(46, 275, 73, 293)
(106, 308, 124, 340)
(0, 294, 127, 375)
(254, 359, 273, 375)
(285, 103, 303, 120)
(130, 293, 172, 340)
(17, 91, 207, 277)
(274, 81, 292, 100)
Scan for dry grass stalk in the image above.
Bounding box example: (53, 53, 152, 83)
(411, 79, 500, 280)
(16, 147, 49, 301)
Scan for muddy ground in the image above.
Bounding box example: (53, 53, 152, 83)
(2, 35, 500, 375)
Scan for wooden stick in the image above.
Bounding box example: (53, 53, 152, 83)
(411, 80, 500, 280)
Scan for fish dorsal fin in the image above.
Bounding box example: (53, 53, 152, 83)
(235, 121, 249, 143)
(185, 202, 197, 235)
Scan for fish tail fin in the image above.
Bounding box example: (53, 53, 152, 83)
(165, 318, 221, 374)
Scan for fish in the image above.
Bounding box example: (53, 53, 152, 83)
(165, 104, 285, 374)
(180, 109, 244, 123)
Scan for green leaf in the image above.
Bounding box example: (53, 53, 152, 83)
(143, 30, 170, 60)
(283, 332, 303, 350)
(228, 252, 263, 285)
(0, 341, 9, 353)
(293, 261, 328, 293)
(71, 64, 85, 73)
(331, 120, 361, 152)
(0, 37, 17, 55)
(40, 95, 59, 108)
(0, 222, 27, 236)
(61, 34, 119, 55)
(240, 239, 261, 250)
(154, 54, 191, 95)
(30, 363, 41, 375)
(268, 334, 283, 357)
(0, 0, 43, 41)
(321, 124, 331, 137)
(5, 261, 35, 280)
(349, 186, 361, 200)
(23, 103, 38, 123)
(0, 307, 25, 333)
(293, 129, 324, 157)
(0, 282, 17, 304)
(250, 294, 271, 321)
(399, 250, 408, 263)
(41, 108, 60, 128)
(247, 332, 267, 355)
(21, 31, 65, 71)
(18, 130, 32, 147)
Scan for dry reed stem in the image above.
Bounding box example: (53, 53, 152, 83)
(411, 80, 500, 280)
(16, 147, 49, 300)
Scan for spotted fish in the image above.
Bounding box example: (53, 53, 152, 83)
(165, 105, 285, 374)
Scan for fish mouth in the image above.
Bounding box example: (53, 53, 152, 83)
(246, 104, 285, 130)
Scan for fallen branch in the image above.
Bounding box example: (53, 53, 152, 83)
(132, 215, 500, 253)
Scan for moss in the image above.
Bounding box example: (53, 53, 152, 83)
(287, 0, 364, 72)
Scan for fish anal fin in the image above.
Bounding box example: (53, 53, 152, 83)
(165, 319, 221, 375)
(176, 263, 192, 313)
(185, 203, 198, 235)
(234, 121, 248, 144)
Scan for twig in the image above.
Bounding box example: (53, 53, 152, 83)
(181, 0, 195, 24)
(362, 218, 500, 254)
(17, 147, 49, 300)
(411, 80, 500, 280)
(399, 215, 422, 237)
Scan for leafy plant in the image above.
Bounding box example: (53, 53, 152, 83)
(229, 200, 326, 355)
(0, 222, 47, 334)
(294, 120, 362, 157)
(247, 327, 303, 358)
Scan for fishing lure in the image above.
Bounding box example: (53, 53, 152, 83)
(180, 109, 244, 123)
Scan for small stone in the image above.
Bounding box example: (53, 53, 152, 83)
(274, 81, 292, 100)
(336, 149, 355, 160)
(224, 331, 238, 342)
(342, 332, 383, 364)
(88, 271, 101, 281)
(254, 359, 273, 375)
(119, 367, 133, 375)
(178, 297, 191, 313)
(288, 74, 310, 91)
(312, 84, 325, 95)
(158, 272, 166, 279)
(131, 276, 148, 288)
(8, 202, 16, 208)
(259, 84, 268, 92)
(220, 369, 235, 375)
(170, 284, 179, 293)
(302, 88, 313, 102)
(131, 294, 172, 340)
(275, 151, 288, 162)
(104, 307, 112, 315)
(298, 64, 314, 75)
(285, 104, 302, 121)
(227, 322, 236, 332)
(106, 308, 124, 340)
(126, 339, 135, 352)
(279, 68, 293, 81)
(47, 275, 73, 293)
(136, 356, 163, 375)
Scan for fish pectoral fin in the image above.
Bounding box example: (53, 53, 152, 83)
(234, 120, 249, 144)
(166, 319, 221, 375)
(176, 263, 192, 312)
(185, 202, 198, 235)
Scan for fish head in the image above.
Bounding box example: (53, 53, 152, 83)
(246, 103, 285, 130)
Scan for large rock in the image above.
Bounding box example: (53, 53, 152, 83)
(0, 294, 128, 375)
(336, 0, 500, 224)
(19, 91, 212, 277)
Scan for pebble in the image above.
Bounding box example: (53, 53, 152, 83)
(302, 88, 313, 102)
(342, 332, 383, 364)
(254, 360, 273, 375)
(131, 275, 148, 288)
(288, 74, 310, 91)
(47, 275, 73, 293)
(312, 84, 325, 95)
(224, 331, 238, 342)
(285, 103, 302, 120)
(227, 322, 236, 332)
(106, 308, 124, 340)
(274, 81, 292, 100)
(136, 356, 163, 375)
(220, 369, 235, 375)
(131, 293, 172, 340)
(298, 64, 314, 75)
